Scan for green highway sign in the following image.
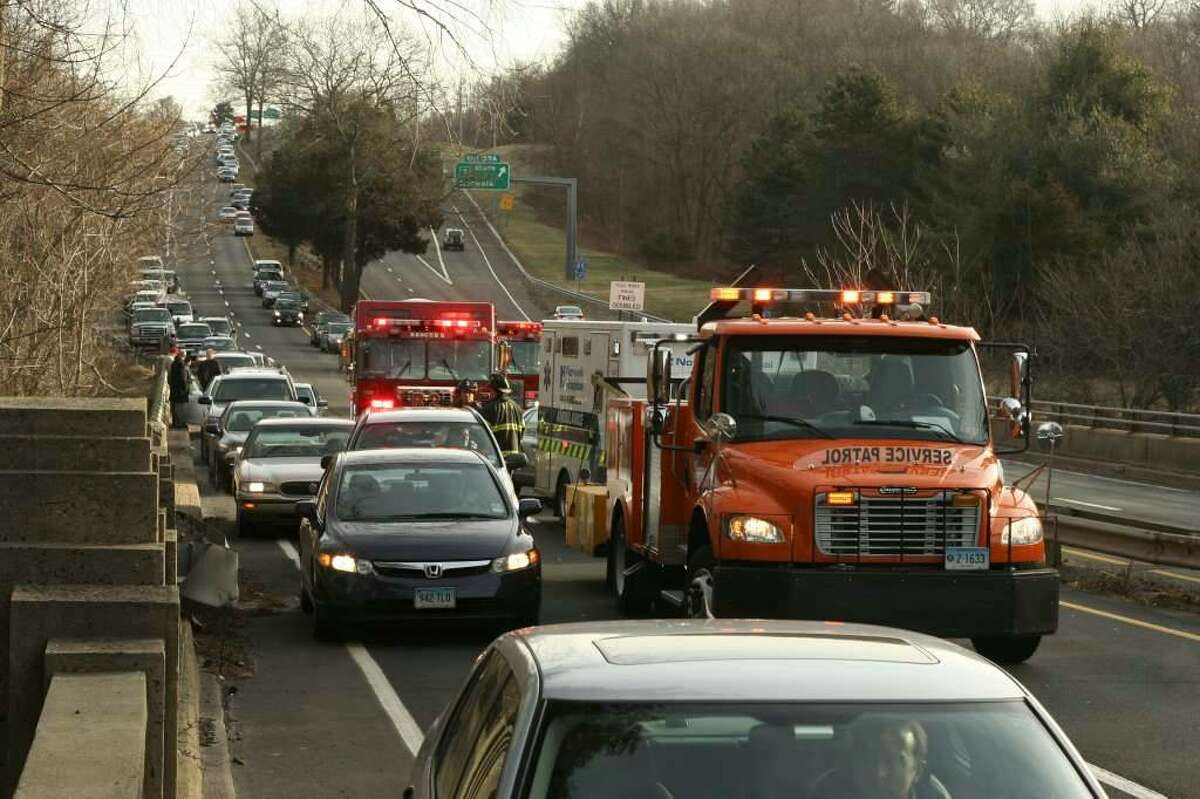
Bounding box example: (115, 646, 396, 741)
(454, 159, 510, 190)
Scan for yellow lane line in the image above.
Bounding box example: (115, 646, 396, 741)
(1062, 546, 1200, 585)
(1060, 601, 1200, 643)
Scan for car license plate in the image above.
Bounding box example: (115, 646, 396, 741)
(414, 587, 456, 609)
(945, 547, 989, 571)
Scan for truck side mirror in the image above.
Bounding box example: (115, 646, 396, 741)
(648, 348, 672, 406)
(1010, 351, 1028, 398)
(706, 413, 737, 442)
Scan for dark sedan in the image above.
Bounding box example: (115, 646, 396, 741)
(272, 298, 303, 326)
(297, 448, 542, 639)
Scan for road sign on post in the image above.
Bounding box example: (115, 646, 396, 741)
(499, 193, 514, 211)
(609, 281, 646, 311)
(574, 259, 588, 281)
(454, 154, 510, 190)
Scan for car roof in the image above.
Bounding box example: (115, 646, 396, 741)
(223, 400, 308, 412)
(338, 447, 490, 467)
(360, 407, 482, 424)
(252, 416, 352, 429)
(219, 368, 289, 380)
(507, 620, 1025, 704)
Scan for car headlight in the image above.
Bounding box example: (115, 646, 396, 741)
(1002, 516, 1043, 546)
(318, 553, 373, 574)
(273, 311, 280, 317)
(492, 549, 540, 573)
(725, 515, 785, 544)
(297, 312, 304, 320)
(244, 481, 276, 494)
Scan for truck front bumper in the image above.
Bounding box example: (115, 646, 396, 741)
(712, 564, 1059, 639)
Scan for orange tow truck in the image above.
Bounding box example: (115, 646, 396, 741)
(604, 282, 1058, 663)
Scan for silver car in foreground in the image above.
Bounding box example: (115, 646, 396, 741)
(405, 620, 1105, 799)
(232, 417, 354, 536)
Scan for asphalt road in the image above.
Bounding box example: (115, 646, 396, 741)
(178, 175, 1198, 799)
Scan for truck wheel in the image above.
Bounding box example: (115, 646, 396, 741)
(685, 546, 716, 619)
(611, 515, 653, 616)
(554, 474, 570, 520)
(971, 635, 1042, 664)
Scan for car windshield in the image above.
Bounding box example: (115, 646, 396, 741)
(525, 701, 1093, 799)
(266, 282, 287, 292)
(335, 462, 507, 521)
(327, 322, 352, 334)
(354, 420, 501, 467)
(721, 335, 989, 445)
(205, 320, 232, 336)
(132, 309, 171, 324)
(225, 405, 308, 432)
(212, 378, 291, 402)
(215, 355, 255, 371)
(558, 306, 582, 315)
(177, 323, 212, 339)
(244, 426, 349, 458)
(204, 337, 235, 351)
(504, 341, 542, 374)
(275, 300, 300, 310)
(167, 302, 192, 315)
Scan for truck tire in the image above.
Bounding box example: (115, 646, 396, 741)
(610, 515, 653, 616)
(685, 546, 716, 619)
(554, 473, 570, 520)
(971, 635, 1042, 664)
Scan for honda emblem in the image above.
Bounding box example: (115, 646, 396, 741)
(423, 563, 443, 579)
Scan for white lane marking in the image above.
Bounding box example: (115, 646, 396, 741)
(277, 539, 301, 568)
(242, 331, 250, 339)
(1061, 600, 1200, 643)
(455, 210, 530, 321)
(275, 533, 426, 754)
(1006, 461, 1189, 494)
(345, 644, 426, 755)
(525, 517, 539, 526)
(406, 287, 415, 294)
(414, 253, 452, 286)
(1053, 496, 1122, 512)
(386, 267, 393, 274)
(1087, 762, 1168, 799)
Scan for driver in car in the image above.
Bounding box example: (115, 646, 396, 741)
(811, 717, 950, 799)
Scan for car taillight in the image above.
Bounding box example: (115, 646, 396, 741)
(525, 390, 537, 401)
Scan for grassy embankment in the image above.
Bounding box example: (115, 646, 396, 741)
(447, 144, 716, 322)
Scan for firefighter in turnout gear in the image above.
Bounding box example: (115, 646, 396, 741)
(482, 372, 525, 457)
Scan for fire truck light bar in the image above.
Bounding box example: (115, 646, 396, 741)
(709, 288, 931, 306)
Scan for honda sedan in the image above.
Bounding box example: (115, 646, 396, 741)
(297, 448, 542, 639)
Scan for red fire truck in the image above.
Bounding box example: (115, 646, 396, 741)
(496, 320, 543, 408)
(350, 299, 495, 415)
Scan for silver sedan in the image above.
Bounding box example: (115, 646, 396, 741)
(232, 417, 354, 537)
(405, 620, 1105, 799)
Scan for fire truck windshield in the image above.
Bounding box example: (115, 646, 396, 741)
(359, 338, 490, 382)
(504, 341, 542, 374)
(720, 336, 988, 445)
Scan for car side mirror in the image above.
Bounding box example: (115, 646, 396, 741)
(518, 498, 542, 517)
(998, 397, 1028, 439)
(295, 499, 320, 525)
(198, 395, 212, 405)
(224, 449, 240, 465)
(647, 347, 672, 406)
(203, 418, 221, 434)
(317, 399, 329, 408)
(504, 452, 528, 471)
(320, 454, 334, 471)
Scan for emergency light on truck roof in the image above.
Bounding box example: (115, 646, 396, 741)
(370, 314, 484, 332)
(709, 287, 931, 306)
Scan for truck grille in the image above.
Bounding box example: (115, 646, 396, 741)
(815, 490, 981, 557)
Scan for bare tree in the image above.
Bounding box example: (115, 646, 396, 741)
(925, 0, 1035, 39)
(214, 2, 286, 152)
(279, 10, 430, 308)
(1110, 0, 1172, 28)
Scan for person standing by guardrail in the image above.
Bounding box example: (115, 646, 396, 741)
(168, 352, 189, 429)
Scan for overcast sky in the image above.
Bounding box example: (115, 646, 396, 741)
(116, 0, 1098, 119)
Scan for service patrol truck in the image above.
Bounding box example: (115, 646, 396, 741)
(602, 279, 1060, 664)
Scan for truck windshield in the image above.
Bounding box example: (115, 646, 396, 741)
(524, 700, 1093, 799)
(504, 341, 542, 374)
(360, 339, 426, 379)
(359, 339, 491, 381)
(428, 340, 491, 381)
(721, 336, 988, 445)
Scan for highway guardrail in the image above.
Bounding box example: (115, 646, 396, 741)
(1050, 514, 1199, 571)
